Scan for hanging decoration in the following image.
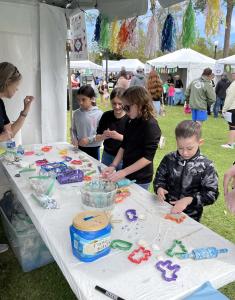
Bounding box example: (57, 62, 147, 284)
(117, 20, 129, 52)
(182, 0, 196, 48)
(93, 14, 101, 43)
(123, 18, 139, 52)
(161, 14, 176, 52)
(205, 0, 221, 36)
(109, 19, 119, 53)
(126, 17, 138, 44)
(145, 15, 159, 58)
(100, 15, 110, 49)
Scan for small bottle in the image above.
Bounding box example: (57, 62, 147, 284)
(17, 145, 24, 155)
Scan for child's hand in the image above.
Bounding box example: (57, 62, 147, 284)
(102, 166, 116, 178)
(157, 187, 168, 201)
(170, 197, 193, 214)
(103, 129, 111, 138)
(79, 138, 89, 146)
(71, 137, 78, 147)
(107, 170, 126, 182)
(109, 130, 122, 141)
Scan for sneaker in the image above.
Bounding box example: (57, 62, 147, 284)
(0, 244, 9, 253)
(221, 144, 233, 149)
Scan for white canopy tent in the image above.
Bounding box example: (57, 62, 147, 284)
(70, 60, 103, 77)
(103, 59, 145, 73)
(147, 48, 216, 88)
(217, 55, 235, 66)
(0, 0, 148, 145)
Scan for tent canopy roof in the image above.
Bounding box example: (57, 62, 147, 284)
(70, 60, 102, 70)
(147, 48, 215, 69)
(217, 55, 235, 65)
(103, 59, 145, 72)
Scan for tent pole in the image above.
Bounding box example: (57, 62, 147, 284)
(66, 44, 73, 131)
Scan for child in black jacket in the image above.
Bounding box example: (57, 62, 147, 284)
(153, 120, 219, 222)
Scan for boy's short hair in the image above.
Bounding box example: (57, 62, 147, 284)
(175, 120, 201, 140)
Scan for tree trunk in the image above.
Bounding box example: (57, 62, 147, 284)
(223, 0, 234, 58)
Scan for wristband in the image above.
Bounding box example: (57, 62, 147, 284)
(20, 111, 27, 118)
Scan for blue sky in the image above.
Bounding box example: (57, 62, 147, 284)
(85, 2, 235, 51)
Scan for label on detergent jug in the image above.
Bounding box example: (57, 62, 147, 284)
(83, 237, 111, 255)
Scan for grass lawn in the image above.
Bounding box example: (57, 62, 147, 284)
(1, 102, 235, 299)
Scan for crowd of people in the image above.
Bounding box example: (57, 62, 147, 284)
(0, 61, 235, 254)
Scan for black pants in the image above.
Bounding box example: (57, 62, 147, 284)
(79, 146, 100, 160)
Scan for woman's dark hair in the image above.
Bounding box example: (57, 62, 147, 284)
(202, 68, 212, 76)
(122, 86, 155, 120)
(110, 87, 125, 101)
(0, 62, 22, 93)
(77, 85, 96, 98)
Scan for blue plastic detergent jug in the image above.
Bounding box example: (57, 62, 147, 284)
(70, 210, 111, 262)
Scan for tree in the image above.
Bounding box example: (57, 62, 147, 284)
(194, 0, 235, 58)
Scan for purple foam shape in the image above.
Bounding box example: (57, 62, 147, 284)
(57, 169, 84, 184)
(125, 209, 138, 222)
(155, 260, 181, 282)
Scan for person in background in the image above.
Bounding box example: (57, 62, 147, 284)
(185, 68, 216, 124)
(174, 74, 185, 105)
(129, 66, 146, 87)
(71, 85, 103, 160)
(116, 69, 129, 90)
(0, 62, 34, 253)
(98, 79, 109, 105)
(71, 73, 79, 88)
(168, 83, 175, 106)
(153, 120, 219, 222)
(102, 86, 161, 191)
(162, 81, 169, 105)
(174, 75, 183, 88)
(147, 70, 163, 116)
(213, 73, 231, 118)
(96, 88, 128, 169)
(221, 72, 235, 149)
(167, 74, 174, 85)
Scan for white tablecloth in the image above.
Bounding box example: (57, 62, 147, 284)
(1, 143, 235, 300)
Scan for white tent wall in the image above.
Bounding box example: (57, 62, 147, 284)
(40, 3, 67, 143)
(0, 1, 67, 144)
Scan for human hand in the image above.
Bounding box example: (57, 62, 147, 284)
(170, 197, 193, 214)
(107, 169, 126, 182)
(1, 129, 13, 141)
(103, 129, 112, 138)
(23, 96, 34, 113)
(79, 138, 89, 146)
(224, 165, 235, 195)
(101, 166, 116, 178)
(225, 189, 235, 215)
(109, 130, 122, 140)
(71, 137, 78, 147)
(156, 187, 168, 201)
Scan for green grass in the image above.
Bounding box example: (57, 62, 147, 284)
(1, 102, 235, 299)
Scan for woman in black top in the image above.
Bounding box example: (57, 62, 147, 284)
(96, 88, 128, 170)
(103, 86, 161, 190)
(0, 62, 34, 254)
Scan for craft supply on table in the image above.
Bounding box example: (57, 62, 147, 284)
(6, 140, 16, 149)
(70, 210, 111, 262)
(62, 156, 72, 162)
(71, 159, 82, 165)
(0, 147, 6, 157)
(125, 209, 138, 222)
(31, 193, 59, 209)
(128, 246, 151, 264)
(115, 188, 130, 203)
(58, 149, 68, 156)
(110, 239, 132, 251)
(155, 260, 181, 282)
(24, 151, 35, 156)
(41, 146, 52, 152)
(165, 240, 188, 258)
(57, 169, 84, 184)
(29, 176, 55, 196)
(178, 247, 228, 260)
(40, 162, 69, 177)
(117, 179, 136, 188)
(80, 180, 117, 211)
(35, 159, 48, 166)
(17, 145, 25, 155)
(95, 285, 125, 300)
(164, 213, 186, 224)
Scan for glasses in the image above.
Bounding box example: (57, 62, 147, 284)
(123, 104, 131, 112)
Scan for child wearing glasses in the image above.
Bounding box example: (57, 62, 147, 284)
(71, 85, 103, 160)
(96, 87, 129, 169)
(102, 86, 161, 190)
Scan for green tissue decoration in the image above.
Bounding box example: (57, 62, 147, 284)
(182, 0, 196, 48)
(100, 15, 110, 49)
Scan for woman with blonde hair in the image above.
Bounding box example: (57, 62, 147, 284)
(0, 61, 34, 253)
(147, 70, 163, 115)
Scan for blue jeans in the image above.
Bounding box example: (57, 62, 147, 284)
(168, 96, 174, 106)
(137, 182, 150, 190)
(213, 96, 224, 118)
(152, 101, 161, 115)
(101, 150, 123, 171)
